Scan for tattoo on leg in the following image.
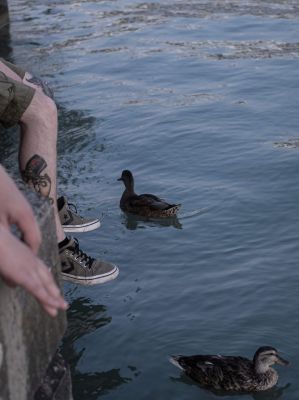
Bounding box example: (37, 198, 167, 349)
(22, 154, 52, 199)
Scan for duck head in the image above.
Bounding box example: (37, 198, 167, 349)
(117, 170, 135, 192)
(253, 346, 289, 374)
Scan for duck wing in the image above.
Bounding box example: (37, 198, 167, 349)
(120, 193, 166, 212)
(171, 354, 253, 391)
(120, 192, 181, 217)
(120, 194, 158, 213)
(138, 194, 176, 210)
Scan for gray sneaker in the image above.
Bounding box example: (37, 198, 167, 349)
(59, 237, 119, 285)
(58, 196, 101, 233)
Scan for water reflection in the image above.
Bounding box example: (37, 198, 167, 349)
(171, 374, 290, 399)
(121, 213, 182, 230)
(252, 384, 291, 400)
(57, 106, 98, 155)
(61, 297, 134, 399)
(0, 125, 19, 166)
(72, 368, 131, 400)
(56, 106, 106, 191)
(62, 297, 111, 344)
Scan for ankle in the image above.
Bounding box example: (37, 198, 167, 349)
(58, 236, 70, 249)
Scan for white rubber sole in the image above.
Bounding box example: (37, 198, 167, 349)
(62, 219, 101, 233)
(61, 265, 119, 286)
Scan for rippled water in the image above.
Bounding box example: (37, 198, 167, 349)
(2, 1, 299, 399)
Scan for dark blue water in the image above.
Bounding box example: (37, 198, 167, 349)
(3, 1, 299, 399)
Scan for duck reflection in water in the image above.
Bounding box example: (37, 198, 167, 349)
(171, 374, 290, 400)
(122, 212, 182, 230)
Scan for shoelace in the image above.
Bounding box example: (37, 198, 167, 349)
(71, 238, 94, 268)
(68, 201, 83, 217)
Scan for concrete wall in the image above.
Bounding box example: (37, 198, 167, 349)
(0, 0, 8, 30)
(0, 4, 73, 399)
(0, 189, 71, 400)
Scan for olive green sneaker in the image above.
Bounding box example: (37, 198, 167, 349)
(58, 196, 100, 233)
(59, 237, 119, 285)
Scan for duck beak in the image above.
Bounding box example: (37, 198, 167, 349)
(276, 355, 289, 366)
(117, 177, 123, 181)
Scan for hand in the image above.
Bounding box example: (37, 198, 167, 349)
(0, 226, 68, 317)
(0, 166, 68, 316)
(0, 165, 41, 253)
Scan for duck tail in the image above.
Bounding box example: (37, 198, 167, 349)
(167, 204, 181, 215)
(169, 355, 184, 370)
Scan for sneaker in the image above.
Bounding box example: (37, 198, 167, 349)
(58, 196, 101, 233)
(59, 237, 119, 285)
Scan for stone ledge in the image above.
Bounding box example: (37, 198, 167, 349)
(34, 351, 73, 400)
(0, 188, 69, 400)
(0, 0, 8, 30)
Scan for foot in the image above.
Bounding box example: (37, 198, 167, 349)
(58, 196, 101, 233)
(59, 237, 119, 285)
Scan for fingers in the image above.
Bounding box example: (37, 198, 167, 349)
(34, 260, 68, 310)
(14, 204, 42, 254)
(0, 167, 68, 317)
(26, 279, 68, 316)
(22, 260, 68, 315)
(43, 305, 59, 318)
(2, 276, 17, 288)
(0, 228, 68, 317)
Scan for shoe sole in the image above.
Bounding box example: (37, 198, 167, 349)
(60, 265, 119, 285)
(62, 220, 101, 233)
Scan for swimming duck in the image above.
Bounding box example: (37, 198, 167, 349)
(170, 346, 289, 392)
(118, 170, 181, 218)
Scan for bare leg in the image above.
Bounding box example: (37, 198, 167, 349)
(0, 61, 65, 242)
(19, 91, 65, 242)
(0, 60, 119, 286)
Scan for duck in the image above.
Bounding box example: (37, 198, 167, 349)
(170, 346, 289, 392)
(117, 170, 181, 218)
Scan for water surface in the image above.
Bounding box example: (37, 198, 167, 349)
(2, 1, 299, 399)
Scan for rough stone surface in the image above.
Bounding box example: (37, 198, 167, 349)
(0, 0, 8, 30)
(34, 352, 73, 400)
(0, 188, 67, 400)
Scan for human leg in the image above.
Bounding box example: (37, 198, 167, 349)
(0, 59, 101, 234)
(0, 60, 64, 241)
(19, 88, 65, 242)
(18, 87, 101, 238)
(0, 60, 119, 285)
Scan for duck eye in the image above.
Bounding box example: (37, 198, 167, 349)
(261, 352, 275, 358)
